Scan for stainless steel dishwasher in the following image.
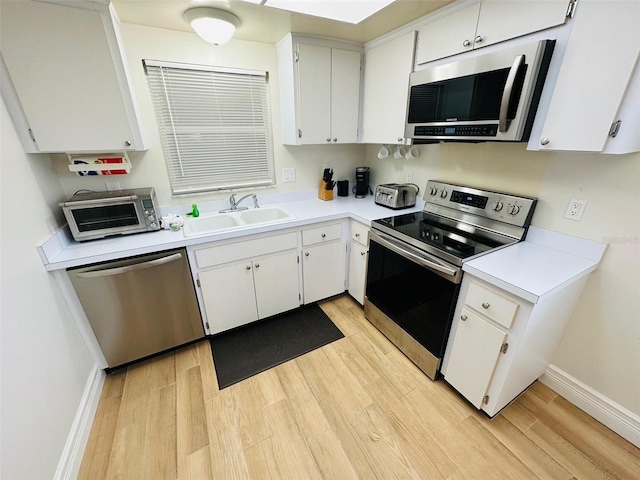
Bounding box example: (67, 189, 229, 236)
(68, 248, 203, 369)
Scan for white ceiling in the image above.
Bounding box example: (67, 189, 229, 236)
(112, 0, 454, 45)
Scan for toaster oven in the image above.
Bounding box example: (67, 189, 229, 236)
(60, 187, 161, 241)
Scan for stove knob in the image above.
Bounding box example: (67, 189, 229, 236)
(508, 204, 521, 215)
(430, 187, 438, 196)
(493, 201, 504, 212)
(440, 189, 448, 199)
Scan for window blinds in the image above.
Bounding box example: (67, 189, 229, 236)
(144, 60, 275, 195)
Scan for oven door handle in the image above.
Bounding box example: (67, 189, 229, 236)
(370, 230, 460, 281)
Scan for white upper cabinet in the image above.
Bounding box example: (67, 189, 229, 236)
(277, 34, 362, 145)
(361, 31, 417, 145)
(416, 0, 571, 65)
(1, 0, 145, 153)
(534, 0, 640, 154)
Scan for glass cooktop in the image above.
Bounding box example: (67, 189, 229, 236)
(373, 211, 511, 262)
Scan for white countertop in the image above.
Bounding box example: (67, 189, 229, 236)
(462, 226, 607, 303)
(39, 191, 424, 271)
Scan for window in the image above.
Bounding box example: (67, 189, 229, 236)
(144, 60, 275, 195)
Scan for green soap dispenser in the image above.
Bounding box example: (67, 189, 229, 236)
(191, 203, 199, 218)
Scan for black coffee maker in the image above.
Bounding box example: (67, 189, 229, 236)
(355, 167, 370, 198)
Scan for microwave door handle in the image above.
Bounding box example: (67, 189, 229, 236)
(499, 54, 525, 133)
(370, 230, 459, 280)
(75, 253, 183, 278)
(61, 195, 139, 207)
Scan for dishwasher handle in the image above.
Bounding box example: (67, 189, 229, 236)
(75, 252, 183, 279)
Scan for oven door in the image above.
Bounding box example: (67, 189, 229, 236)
(364, 230, 462, 379)
(63, 197, 145, 241)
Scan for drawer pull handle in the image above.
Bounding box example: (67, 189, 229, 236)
(460, 314, 467, 321)
(482, 302, 490, 309)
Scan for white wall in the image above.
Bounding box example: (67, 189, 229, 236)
(49, 24, 367, 208)
(0, 98, 95, 478)
(366, 142, 640, 416)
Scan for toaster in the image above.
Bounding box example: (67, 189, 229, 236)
(374, 183, 418, 209)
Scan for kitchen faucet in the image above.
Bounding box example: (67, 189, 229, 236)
(220, 193, 259, 213)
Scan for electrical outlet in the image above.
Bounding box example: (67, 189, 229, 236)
(406, 171, 413, 183)
(282, 167, 295, 182)
(106, 181, 121, 191)
(565, 198, 587, 221)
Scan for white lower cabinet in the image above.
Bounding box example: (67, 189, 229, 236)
(192, 232, 300, 334)
(347, 221, 369, 305)
(301, 222, 347, 304)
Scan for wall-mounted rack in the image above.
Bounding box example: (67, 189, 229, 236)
(67, 152, 131, 175)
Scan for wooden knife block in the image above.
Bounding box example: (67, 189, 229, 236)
(318, 180, 334, 201)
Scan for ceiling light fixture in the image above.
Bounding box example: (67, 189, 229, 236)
(183, 7, 241, 46)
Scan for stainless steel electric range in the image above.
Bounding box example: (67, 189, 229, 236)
(364, 180, 537, 380)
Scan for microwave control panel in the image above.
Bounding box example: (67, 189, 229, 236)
(413, 124, 498, 137)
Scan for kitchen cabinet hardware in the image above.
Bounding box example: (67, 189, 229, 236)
(482, 302, 490, 309)
(305, 252, 310, 257)
(474, 35, 483, 44)
(461, 314, 468, 321)
(500, 342, 509, 354)
(540, 138, 550, 145)
(463, 39, 471, 47)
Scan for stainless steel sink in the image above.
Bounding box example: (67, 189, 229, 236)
(183, 206, 295, 237)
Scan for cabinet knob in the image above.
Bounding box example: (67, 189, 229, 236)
(255, 263, 260, 268)
(461, 314, 468, 321)
(540, 137, 550, 146)
(475, 35, 483, 44)
(246, 265, 251, 270)
(360, 251, 366, 256)
(321, 233, 326, 238)
(397, 137, 403, 142)
(333, 138, 337, 142)
(326, 138, 331, 142)
(355, 233, 360, 237)
(482, 302, 490, 309)
(124, 140, 132, 147)
(305, 252, 310, 257)
(463, 39, 471, 47)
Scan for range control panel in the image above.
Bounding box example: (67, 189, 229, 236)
(424, 180, 537, 227)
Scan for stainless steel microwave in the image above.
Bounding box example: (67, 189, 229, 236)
(60, 187, 161, 241)
(405, 39, 555, 142)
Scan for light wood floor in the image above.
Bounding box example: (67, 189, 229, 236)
(79, 295, 640, 479)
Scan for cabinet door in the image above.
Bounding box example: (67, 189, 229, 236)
(297, 43, 332, 144)
(475, 0, 569, 49)
(1, 1, 144, 153)
(361, 31, 416, 144)
(537, 0, 640, 152)
(415, 2, 480, 64)
(253, 250, 300, 319)
(199, 261, 258, 334)
(444, 308, 507, 409)
(330, 48, 361, 143)
(348, 240, 368, 305)
(302, 241, 346, 304)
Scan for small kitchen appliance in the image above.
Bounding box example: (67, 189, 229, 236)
(355, 167, 370, 198)
(406, 39, 555, 143)
(365, 180, 537, 380)
(374, 183, 418, 209)
(60, 187, 161, 241)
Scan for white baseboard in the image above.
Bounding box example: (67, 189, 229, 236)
(540, 365, 640, 448)
(54, 365, 106, 480)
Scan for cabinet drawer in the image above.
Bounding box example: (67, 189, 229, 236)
(466, 282, 518, 329)
(195, 232, 297, 269)
(350, 221, 369, 246)
(302, 223, 342, 246)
